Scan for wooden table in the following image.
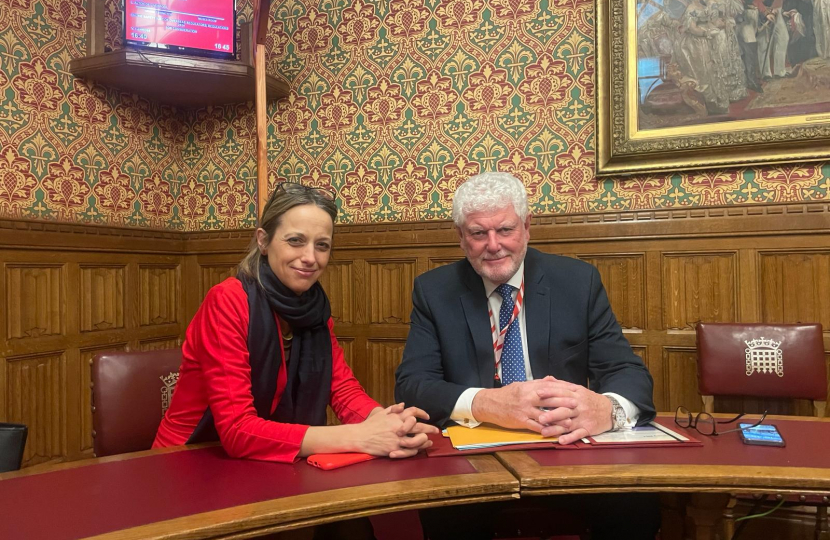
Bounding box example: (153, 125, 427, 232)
(0, 445, 518, 540)
(2, 415, 828, 540)
(496, 415, 830, 540)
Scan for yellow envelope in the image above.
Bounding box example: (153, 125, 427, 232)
(446, 423, 558, 449)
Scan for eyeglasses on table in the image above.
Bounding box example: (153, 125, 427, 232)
(674, 406, 767, 436)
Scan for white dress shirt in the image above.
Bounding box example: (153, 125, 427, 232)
(450, 262, 640, 429)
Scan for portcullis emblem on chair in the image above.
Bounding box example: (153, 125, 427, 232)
(160, 372, 180, 414)
(744, 338, 784, 377)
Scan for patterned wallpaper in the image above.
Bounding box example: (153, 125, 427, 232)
(0, 0, 261, 230)
(2, 0, 830, 229)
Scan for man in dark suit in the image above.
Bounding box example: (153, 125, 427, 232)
(395, 172, 659, 539)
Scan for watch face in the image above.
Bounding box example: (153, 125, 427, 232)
(611, 400, 626, 427)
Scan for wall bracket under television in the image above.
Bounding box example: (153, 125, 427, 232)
(68, 0, 288, 108)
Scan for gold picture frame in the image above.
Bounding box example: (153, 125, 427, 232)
(596, 0, 830, 176)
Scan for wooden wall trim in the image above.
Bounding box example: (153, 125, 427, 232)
(3, 201, 830, 255)
(0, 218, 185, 254)
(4, 200, 817, 255)
(184, 201, 830, 253)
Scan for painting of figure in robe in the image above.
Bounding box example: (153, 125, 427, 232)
(637, 0, 830, 129)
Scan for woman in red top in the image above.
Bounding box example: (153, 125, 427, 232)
(154, 182, 436, 464)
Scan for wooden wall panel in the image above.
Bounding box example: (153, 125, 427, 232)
(662, 348, 701, 412)
(715, 396, 802, 417)
(759, 252, 830, 327)
(200, 265, 236, 297)
(326, 338, 355, 426)
(5, 352, 67, 467)
(631, 346, 648, 368)
(5, 265, 64, 340)
(1, 221, 186, 467)
(662, 253, 737, 330)
(362, 340, 407, 407)
(139, 265, 179, 326)
(367, 260, 415, 324)
(579, 255, 645, 330)
(79, 266, 125, 332)
(140, 337, 182, 351)
(338, 338, 354, 369)
(428, 257, 463, 270)
(319, 261, 354, 324)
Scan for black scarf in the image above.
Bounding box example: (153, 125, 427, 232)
(187, 257, 333, 444)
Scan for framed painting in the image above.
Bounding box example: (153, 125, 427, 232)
(596, 0, 830, 175)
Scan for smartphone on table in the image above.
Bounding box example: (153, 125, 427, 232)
(739, 423, 785, 447)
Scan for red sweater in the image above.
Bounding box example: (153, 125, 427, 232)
(153, 278, 380, 462)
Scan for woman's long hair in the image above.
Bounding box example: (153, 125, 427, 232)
(238, 184, 337, 286)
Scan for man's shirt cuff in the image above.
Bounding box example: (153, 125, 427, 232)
(450, 387, 484, 428)
(603, 392, 640, 429)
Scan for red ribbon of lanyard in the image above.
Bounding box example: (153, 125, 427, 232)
(490, 278, 524, 382)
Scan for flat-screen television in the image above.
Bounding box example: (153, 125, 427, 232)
(124, 0, 236, 60)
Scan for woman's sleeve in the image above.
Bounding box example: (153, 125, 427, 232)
(327, 318, 381, 424)
(194, 283, 309, 462)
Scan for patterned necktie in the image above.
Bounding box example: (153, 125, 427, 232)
(495, 283, 526, 385)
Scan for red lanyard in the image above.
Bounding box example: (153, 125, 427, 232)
(489, 278, 524, 381)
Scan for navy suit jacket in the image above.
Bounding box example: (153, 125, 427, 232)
(394, 248, 656, 428)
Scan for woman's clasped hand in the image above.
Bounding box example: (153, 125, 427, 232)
(355, 403, 439, 458)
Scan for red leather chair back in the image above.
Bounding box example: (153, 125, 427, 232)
(91, 349, 182, 457)
(696, 323, 827, 400)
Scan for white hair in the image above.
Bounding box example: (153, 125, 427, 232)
(451, 171, 529, 226)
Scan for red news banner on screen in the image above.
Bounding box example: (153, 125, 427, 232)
(125, 0, 234, 55)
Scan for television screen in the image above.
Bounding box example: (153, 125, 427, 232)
(124, 0, 236, 60)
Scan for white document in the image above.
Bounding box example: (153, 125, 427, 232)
(590, 421, 690, 443)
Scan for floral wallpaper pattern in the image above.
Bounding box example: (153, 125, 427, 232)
(1, 0, 829, 229)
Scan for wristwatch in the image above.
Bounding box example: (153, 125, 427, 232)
(608, 396, 627, 431)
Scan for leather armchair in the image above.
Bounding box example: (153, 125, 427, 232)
(0, 423, 27, 472)
(696, 323, 828, 540)
(91, 349, 182, 457)
(696, 322, 827, 417)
